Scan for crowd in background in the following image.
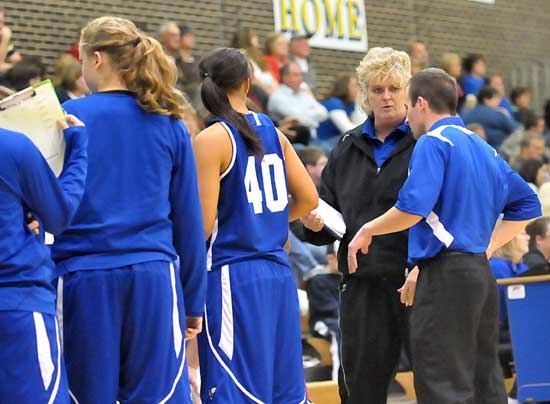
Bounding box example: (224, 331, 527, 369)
(2, 6, 550, 393)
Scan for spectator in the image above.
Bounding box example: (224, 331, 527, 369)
(3, 62, 42, 91)
(490, 74, 514, 118)
(511, 132, 545, 171)
(466, 122, 487, 141)
(302, 47, 414, 404)
(462, 53, 487, 96)
(523, 216, 550, 269)
(158, 21, 180, 57)
(232, 28, 278, 95)
(462, 85, 518, 148)
(0, 8, 22, 73)
(305, 242, 341, 381)
(21, 55, 46, 80)
(264, 32, 289, 82)
(53, 53, 79, 80)
(288, 34, 317, 93)
(525, 115, 547, 135)
(511, 86, 537, 128)
(55, 63, 89, 103)
(409, 40, 429, 73)
(288, 147, 329, 283)
(490, 230, 530, 340)
(316, 73, 363, 153)
(175, 24, 202, 115)
(298, 146, 328, 186)
(268, 62, 328, 141)
(489, 229, 530, 392)
(439, 52, 464, 109)
(516, 158, 548, 191)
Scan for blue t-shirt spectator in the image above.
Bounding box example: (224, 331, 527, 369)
(462, 74, 486, 96)
(462, 104, 519, 148)
(489, 257, 528, 331)
(317, 97, 356, 140)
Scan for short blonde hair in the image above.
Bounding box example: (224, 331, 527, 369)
(356, 47, 411, 114)
(439, 52, 461, 75)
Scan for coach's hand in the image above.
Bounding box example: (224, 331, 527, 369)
(347, 224, 373, 274)
(398, 266, 419, 307)
(185, 316, 203, 340)
(301, 209, 324, 232)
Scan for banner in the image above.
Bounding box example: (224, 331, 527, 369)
(273, 0, 368, 52)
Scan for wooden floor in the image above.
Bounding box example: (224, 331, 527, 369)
(307, 373, 517, 404)
(307, 372, 416, 404)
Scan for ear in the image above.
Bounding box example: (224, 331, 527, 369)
(417, 96, 429, 111)
(93, 51, 103, 68)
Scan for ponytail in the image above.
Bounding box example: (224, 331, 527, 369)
(199, 48, 263, 157)
(80, 16, 187, 120)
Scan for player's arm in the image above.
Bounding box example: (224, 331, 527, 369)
(277, 128, 319, 221)
(169, 120, 207, 323)
(487, 163, 542, 257)
(192, 123, 233, 239)
(18, 116, 88, 235)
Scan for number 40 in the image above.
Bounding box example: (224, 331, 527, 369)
(243, 154, 288, 214)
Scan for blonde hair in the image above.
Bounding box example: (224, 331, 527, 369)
(80, 16, 187, 120)
(439, 52, 461, 76)
(52, 54, 80, 88)
(264, 32, 285, 55)
(356, 47, 411, 114)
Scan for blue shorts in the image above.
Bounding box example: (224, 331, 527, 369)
(0, 310, 69, 403)
(59, 260, 191, 404)
(198, 259, 308, 404)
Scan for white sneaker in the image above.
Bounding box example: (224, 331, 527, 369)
(507, 398, 520, 404)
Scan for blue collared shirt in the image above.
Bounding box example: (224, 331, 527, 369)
(362, 115, 409, 168)
(395, 116, 541, 264)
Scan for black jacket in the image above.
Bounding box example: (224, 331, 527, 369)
(304, 123, 415, 279)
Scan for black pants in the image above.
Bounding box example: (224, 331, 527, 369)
(338, 275, 410, 404)
(411, 252, 507, 404)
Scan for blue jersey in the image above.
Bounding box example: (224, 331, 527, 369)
(51, 92, 206, 316)
(0, 127, 87, 314)
(206, 112, 289, 271)
(395, 116, 541, 264)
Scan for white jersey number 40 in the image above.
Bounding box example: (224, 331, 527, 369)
(244, 154, 288, 214)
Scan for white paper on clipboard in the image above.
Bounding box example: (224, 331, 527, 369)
(317, 199, 346, 239)
(0, 79, 65, 176)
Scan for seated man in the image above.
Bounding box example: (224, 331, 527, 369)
(268, 62, 328, 144)
(523, 216, 550, 270)
(511, 131, 546, 170)
(462, 85, 519, 149)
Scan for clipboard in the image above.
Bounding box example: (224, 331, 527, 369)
(0, 79, 66, 176)
(317, 199, 346, 239)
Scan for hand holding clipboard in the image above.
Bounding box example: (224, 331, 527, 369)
(0, 80, 66, 176)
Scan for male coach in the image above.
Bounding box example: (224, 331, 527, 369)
(347, 68, 541, 404)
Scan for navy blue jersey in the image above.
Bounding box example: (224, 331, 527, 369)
(206, 112, 289, 270)
(0, 127, 87, 314)
(51, 92, 206, 316)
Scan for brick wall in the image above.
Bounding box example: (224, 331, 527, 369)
(5, 0, 550, 111)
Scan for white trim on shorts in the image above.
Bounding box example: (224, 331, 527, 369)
(169, 262, 183, 358)
(218, 265, 234, 360)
